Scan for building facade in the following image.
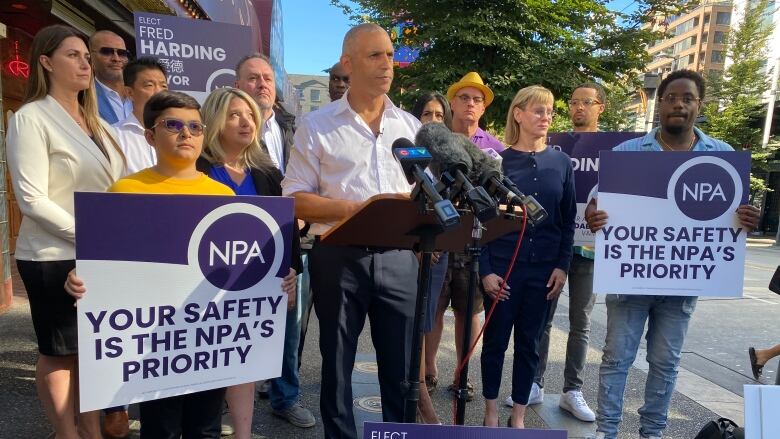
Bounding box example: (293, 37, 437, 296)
(289, 74, 329, 116)
(627, 1, 734, 131)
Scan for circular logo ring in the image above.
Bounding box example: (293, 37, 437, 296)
(667, 156, 742, 222)
(187, 203, 284, 291)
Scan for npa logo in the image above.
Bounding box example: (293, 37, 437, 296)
(188, 204, 284, 291)
(668, 156, 742, 221)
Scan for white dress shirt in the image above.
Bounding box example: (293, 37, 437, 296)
(113, 113, 157, 175)
(96, 79, 133, 121)
(282, 92, 420, 235)
(262, 111, 285, 173)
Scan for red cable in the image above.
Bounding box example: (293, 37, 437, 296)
(450, 207, 528, 424)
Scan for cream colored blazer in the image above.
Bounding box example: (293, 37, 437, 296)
(7, 95, 125, 261)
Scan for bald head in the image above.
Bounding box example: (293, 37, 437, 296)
(341, 23, 387, 56)
(89, 30, 128, 85)
(328, 61, 349, 101)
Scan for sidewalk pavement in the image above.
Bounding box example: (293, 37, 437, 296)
(0, 255, 750, 439)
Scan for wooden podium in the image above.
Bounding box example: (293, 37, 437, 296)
(320, 194, 523, 423)
(321, 194, 522, 251)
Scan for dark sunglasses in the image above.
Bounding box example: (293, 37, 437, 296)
(96, 47, 130, 59)
(330, 74, 350, 83)
(152, 118, 205, 136)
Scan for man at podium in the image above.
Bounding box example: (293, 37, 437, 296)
(282, 23, 422, 439)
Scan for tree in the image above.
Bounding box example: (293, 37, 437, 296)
(332, 0, 690, 128)
(701, 0, 778, 194)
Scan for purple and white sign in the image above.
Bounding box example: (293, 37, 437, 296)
(74, 193, 293, 411)
(363, 422, 566, 438)
(548, 132, 643, 246)
(134, 12, 254, 103)
(593, 151, 750, 297)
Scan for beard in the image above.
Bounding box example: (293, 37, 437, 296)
(665, 123, 684, 134)
(572, 119, 587, 127)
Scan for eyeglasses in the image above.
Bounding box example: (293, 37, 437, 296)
(455, 94, 485, 105)
(568, 99, 602, 107)
(152, 118, 205, 136)
(329, 74, 349, 83)
(659, 94, 700, 105)
(96, 47, 130, 59)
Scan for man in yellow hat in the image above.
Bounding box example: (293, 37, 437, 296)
(447, 71, 504, 151)
(424, 72, 503, 402)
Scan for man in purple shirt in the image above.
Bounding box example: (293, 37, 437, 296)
(447, 71, 504, 151)
(425, 72, 504, 402)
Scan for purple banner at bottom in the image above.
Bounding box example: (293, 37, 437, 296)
(363, 422, 566, 439)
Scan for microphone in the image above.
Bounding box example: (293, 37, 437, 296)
(415, 123, 498, 223)
(476, 155, 549, 226)
(391, 137, 460, 229)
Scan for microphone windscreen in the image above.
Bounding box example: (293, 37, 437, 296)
(415, 122, 472, 174)
(452, 133, 492, 181)
(391, 137, 415, 150)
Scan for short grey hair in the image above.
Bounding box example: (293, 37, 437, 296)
(235, 52, 272, 79)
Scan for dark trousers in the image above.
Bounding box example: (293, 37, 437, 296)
(480, 261, 555, 404)
(310, 244, 418, 439)
(139, 387, 225, 439)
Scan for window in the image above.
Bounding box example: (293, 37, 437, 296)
(674, 18, 696, 35)
(716, 12, 731, 25)
(310, 89, 321, 102)
(711, 50, 725, 63)
(310, 105, 319, 111)
(714, 31, 726, 44)
(702, 32, 708, 43)
(704, 13, 710, 24)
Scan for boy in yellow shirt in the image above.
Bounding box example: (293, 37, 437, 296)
(69, 91, 231, 437)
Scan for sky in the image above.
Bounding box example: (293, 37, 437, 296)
(282, 0, 641, 76)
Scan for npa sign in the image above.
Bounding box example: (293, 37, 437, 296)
(74, 193, 293, 411)
(134, 12, 253, 103)
(363, 422, 566, 438)
(548, 132, 643, 245)
(593, 151, 750, 297)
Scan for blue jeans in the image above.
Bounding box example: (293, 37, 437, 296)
(269, 264, 305, 411)
(596, 294, 697, 439)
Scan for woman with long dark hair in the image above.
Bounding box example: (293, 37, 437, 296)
(7, 24, 125, 438)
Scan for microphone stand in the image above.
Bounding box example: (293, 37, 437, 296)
(403, 194, 446, 423)
(455, 214, 483, 425)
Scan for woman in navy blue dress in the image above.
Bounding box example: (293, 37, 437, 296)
(479, 85, 576, 428)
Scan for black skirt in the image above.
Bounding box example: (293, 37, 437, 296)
(16, 259, 78, 356)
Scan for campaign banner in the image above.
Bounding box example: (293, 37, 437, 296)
(548, 132, 643, 246)
(363, 422, 566, 438)
(134, 12, 253, 103)
(593, 151, 750, 297)
(75, 193, 293, 411)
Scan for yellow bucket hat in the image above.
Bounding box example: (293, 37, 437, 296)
(446, 72, 494, 107)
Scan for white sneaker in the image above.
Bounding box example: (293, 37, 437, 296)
(505, 382, 544, 406)
(559, 390, 596, 422)
(528, 382, 544, 405)
(589, 433, 605, 439)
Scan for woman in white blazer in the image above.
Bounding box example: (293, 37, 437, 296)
(6, 25, 124, 439)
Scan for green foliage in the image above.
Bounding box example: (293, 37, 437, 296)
(331, 0, 691, 127)
(699, 0, 776, 193)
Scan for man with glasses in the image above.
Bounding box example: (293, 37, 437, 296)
(425, 72, 503, 402)
(328, 61, 350, 101)
(89, 30, 132, 124)
(519, 82, 607, 421)
(584, 69, 760, 439)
